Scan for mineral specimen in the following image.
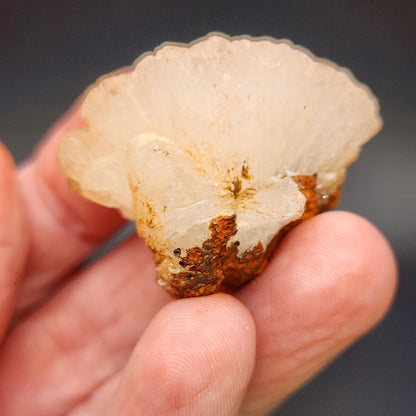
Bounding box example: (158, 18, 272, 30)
(58, 33, 382, 297)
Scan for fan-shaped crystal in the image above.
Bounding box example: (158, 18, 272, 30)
(58, 34, 382, 297)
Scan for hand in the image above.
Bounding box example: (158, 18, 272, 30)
(0, 107, 397, 416)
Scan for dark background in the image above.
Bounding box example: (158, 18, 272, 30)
(1, 1, 415, 414)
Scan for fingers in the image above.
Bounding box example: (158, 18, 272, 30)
(16, 106, 125, 312)
(235, 211, 398, 415)
(0, 142, 30, 338)
(111, 294, 256, 416)
(0, 236, 168, 416)
(0, 245, 255, 416)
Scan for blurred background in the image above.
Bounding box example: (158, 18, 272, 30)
(1, 0, 415, 414)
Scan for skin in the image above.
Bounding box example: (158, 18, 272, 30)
(0, 106, 397, 416)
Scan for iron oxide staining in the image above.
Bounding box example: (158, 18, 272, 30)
(165, 214, 269, 297)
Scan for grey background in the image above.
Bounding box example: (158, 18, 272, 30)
(1, 1, 415, 415)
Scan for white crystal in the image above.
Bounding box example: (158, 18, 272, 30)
(58, 33, 382, 294)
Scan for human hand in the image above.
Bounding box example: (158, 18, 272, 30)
(0, 107, 397, 415)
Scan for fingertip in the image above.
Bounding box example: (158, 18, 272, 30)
(0, 141, 26, 235)
(0, 142, 19, 214)
(0, 141, 16, 174)
(245, 208, 398, 345)
(283, 210, 398, 330)
(33, 103, 85, 158)
(334, 211, 398, 308)
(113, 294, 256, 416)
(27, 102, 124, 236)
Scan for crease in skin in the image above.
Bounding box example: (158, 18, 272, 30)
(67, 372, 123, 416)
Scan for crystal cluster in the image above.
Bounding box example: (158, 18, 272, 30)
(58, 34, 382, 297)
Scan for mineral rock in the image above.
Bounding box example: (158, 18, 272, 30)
(58, 33, 382, 297)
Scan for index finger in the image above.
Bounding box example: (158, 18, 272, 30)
(16, 105, 126, 312)
(0, 142, 30, 337)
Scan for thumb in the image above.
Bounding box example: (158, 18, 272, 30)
(111, 294, 256, 416)
(0, 142, 30, 339)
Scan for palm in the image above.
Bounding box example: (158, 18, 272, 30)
(0, 108, 396, 416)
